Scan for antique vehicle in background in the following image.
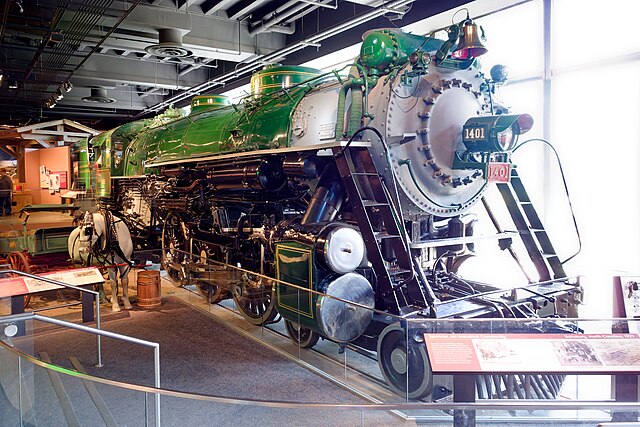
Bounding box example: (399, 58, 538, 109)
(79, 19, 583, 401)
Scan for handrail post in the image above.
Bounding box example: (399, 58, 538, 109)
(18, 356, 23, 426)
(95, 294, 102, 367)
(154, 345, 161, 426)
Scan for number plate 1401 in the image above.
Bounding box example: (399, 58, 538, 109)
(488, 162, 511, 183)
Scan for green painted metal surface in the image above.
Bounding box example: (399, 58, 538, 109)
(360, 29, 443, 74)
(90, 129, 114, 198)
(110, 118, 153, 176)
(190, 95, 231, 114)
(250, 65, 321, 95)
(275, 242, 318, 330)
(125, 70, 319, 172)
(76, 137, 90, 191)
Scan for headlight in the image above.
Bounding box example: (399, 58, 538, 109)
(462, 114, 533, 153)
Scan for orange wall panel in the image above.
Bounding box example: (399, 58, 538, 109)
(23, 146, 70, 205)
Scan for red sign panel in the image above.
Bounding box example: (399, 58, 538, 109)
(487, 162, 511, 183)
(424, 333, 640, 374)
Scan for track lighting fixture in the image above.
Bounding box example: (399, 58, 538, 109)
(62, 81, 73, 92)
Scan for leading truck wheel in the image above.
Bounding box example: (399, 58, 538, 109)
(161, 213, 188, 286)
(377, 323, 433, 400)
(285, 320, 320, 349)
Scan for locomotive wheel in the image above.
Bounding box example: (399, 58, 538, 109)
(284, 320, 319, 349)
(377, 323, 432, 400)
(196, 282, 226, 304)
(161, 213, 188, 286)
(7, 252, 32, 309)
(192, 240, 229, 304)
(232, 283, 278, 326)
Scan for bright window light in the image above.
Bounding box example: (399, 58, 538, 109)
(475, 0, 543, 80)
(551, 61, 640, 274)
(553, 0, 640, 70)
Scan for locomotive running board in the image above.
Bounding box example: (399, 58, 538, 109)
(145, 140, 371, 168)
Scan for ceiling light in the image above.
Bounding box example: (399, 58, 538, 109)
(54, 89, 63, 100)
(8, 79, 18, 89)
(0, 71, 3, 83)
(62, 81, 73, 92)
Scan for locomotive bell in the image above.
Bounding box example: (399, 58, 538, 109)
(452, 19, 487, 60)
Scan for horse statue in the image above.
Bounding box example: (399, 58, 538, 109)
(68, 210, 135, 312)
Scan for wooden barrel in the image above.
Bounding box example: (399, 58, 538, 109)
(137, 270, 161, 308)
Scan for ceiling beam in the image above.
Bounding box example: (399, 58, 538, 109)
(20, 135, 54, 148)
(72, 55, 208, 89)
(283, 0, 471, 66)
(0, 146, 18, 158)
(226, 0, 270, 21)
(200, 0, 235, 16)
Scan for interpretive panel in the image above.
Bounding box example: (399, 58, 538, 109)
(0, 267, 104, 298)
(424, 333, 640, 374)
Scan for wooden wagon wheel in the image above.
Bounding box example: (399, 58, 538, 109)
(7, 251, 32, 309)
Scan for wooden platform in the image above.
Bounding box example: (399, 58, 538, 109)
(0, 211, 75, 233)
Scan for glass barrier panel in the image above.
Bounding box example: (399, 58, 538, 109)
(125, 249, 640, 424)
(0, 342, 28, 426)
(160, 395, 375, 427)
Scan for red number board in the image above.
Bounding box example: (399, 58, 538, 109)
(488, 162, 511, 183)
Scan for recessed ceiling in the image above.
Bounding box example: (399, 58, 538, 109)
(0, 0, 470, 127)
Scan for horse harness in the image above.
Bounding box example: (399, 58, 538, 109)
(82, 210, 134, 277)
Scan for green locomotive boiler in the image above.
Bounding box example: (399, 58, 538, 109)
(84, 25, 583, 401)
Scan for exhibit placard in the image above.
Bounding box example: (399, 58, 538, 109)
(424, 333, 640, 374)
(0, 267, 104, 298)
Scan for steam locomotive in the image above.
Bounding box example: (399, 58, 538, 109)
(82, 25, 583, 400)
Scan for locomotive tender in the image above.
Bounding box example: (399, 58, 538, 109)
(86, 24, 583, 400)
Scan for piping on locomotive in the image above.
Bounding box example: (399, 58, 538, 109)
(82, 23, 583, 400)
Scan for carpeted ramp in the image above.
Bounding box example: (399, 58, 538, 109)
(12, 297, 404, 426)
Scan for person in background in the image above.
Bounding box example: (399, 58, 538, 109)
(0, 168, 14, 216)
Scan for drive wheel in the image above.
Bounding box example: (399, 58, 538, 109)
(161, 213, 188, 286)
(232, 278, 278, 326)
(377, 323, 432, 400)
(192, 240, 229, 304)
(285, 320, 319, 348)
(8, 252, 32, 309)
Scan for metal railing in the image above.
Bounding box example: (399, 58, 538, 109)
(0, 311, 161, 426)
(0, 267, 104, 366)
(2, 338, 640, 416)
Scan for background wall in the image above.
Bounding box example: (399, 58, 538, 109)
(24, 146, 70, 204)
